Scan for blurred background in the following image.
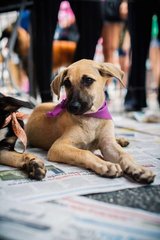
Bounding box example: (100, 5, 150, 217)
(0, 0, 159, 113)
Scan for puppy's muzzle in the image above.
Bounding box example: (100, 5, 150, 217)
(67, 100, 81, 114)
(67, 99, 91, 115)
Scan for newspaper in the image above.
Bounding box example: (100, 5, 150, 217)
(0, 196, 160, 240)
(0, 126, 160, 202)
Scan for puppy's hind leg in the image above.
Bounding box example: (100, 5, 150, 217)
(0, 150, 46, 180)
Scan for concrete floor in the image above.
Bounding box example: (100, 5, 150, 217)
(86, 185, 160, 213)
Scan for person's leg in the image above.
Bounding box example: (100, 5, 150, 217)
(119, 28, 130, 89)
(157, 45, 160, 106)
(124, 0, 153, 111)
(31, 0, 61, 102)
(149, 38, 160, 90)
(69, 0, 103, 60)
(119, 29, 130, 72)
(102, 22, 123, 64)
(156, 3, 160, 106)
(102, 22, 123, 100)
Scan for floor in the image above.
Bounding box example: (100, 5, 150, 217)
(87, 185, 160, 213)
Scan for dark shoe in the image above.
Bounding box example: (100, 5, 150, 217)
(124, 89, 147, 111)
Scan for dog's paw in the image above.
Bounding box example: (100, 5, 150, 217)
(23, 156, 47, 180)
(121, 161, 155, 184)
(27, 159, 47, 180)
(116, 137, 129, 147)
(97, 162, 123, 178)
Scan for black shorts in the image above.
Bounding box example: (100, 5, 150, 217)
(103, 0, 123, 22)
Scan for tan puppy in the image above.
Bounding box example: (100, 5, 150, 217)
(25, 59, 155, 183)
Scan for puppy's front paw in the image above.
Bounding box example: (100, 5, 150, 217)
(27, 159, 47, 180)
(131, 167, 155, 184)
(97, 162, 123, 178)
(121, 160, 155, 183)
(22, 154, 47, 180)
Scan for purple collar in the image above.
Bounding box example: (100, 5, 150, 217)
(47, 99, 112, 120)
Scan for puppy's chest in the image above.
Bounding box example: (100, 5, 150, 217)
(80, 119, 100, 145)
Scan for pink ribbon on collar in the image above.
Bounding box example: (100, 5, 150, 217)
(46, 99, 67, 117)
(85, 101, 112, 119)
(2, 112, 28, 151)
(47, 99, 112, 120)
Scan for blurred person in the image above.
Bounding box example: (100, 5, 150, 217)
(102, 0, 128, 66)
(54, 1, 79, 42)
(52, 1, 78, 73)
(32, 0, 103, 102)
(118, 26, 130, 79)
(70, 0, 103, 61)
(124, 0, 160, 111)
(31, 0, 60, 102)
(101, 0, 129, 99)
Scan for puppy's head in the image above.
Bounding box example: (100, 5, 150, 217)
(51, 59, 124, 115)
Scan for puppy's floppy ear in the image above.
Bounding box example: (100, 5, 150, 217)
(51, 69, 67, 100)
(97, 62, 125, 87)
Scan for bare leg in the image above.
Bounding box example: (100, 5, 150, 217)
(149, 42, 160, 105)
(102, 22, 123, 64)
(0, 150, 46, 180)
(102, 22, 123, 92)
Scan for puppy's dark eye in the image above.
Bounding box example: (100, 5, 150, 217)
(81, 77, 95, 87)
(63, 79, 72, 89)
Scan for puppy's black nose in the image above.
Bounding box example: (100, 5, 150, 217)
(67, 101, 81, 114)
